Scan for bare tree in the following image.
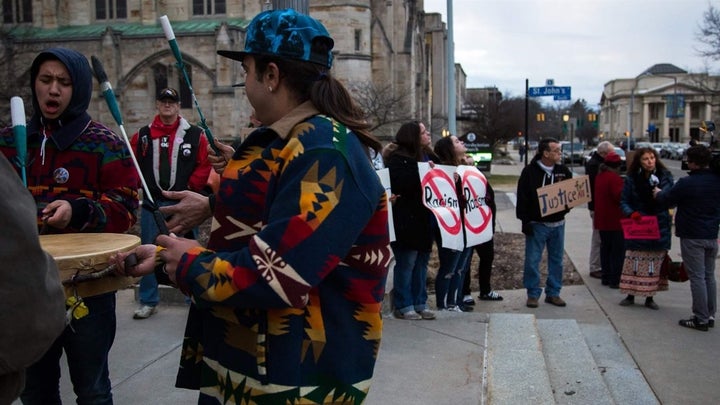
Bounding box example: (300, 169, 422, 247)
(697, 4, 720, 61)
(0, 30, 32, 127)
(350, 81, 415, 142)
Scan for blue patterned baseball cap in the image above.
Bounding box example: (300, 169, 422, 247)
(218, 8, 334, 68)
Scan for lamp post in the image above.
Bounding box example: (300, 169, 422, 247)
(562, 114, 575, 169)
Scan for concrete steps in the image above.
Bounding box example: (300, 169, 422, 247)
(486, 313, 659, 404)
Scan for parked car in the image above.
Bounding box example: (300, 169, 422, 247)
(619, 139, 635, 151)
(560, 141, 585, 164)
(661, 142, 686, 160)
(651, 143, 664, 155)
(634, 141, 652, 150)
(583, 146, 627, 173)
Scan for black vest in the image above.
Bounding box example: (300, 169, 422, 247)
(136, 123, 203, 201)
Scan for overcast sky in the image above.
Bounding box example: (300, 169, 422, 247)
(423, 0, 714, 107)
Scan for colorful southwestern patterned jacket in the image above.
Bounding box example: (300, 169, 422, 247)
(173, 102, 392, 404)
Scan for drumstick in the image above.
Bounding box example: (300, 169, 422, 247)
(159, 15, 220, 155)
(10, 96, 27, 186)
(89, 55, 169, 236)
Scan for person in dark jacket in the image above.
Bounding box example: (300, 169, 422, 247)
(585, 141, 613, 279)
(384, 121, 438, 320)
(0, 47, 139, 404)
(461, 181, 503, 304)
(516, 138, 573, 308)
(655, 145, 720, 331)
(618, 147, 673, 310)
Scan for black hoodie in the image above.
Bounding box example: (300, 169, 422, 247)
(516, 155, 573, 224)
(28, 47, 93, 150)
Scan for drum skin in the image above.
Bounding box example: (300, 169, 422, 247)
(40, 233, 140, 298)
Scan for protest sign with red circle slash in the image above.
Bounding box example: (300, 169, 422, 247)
(459, 166, 493, 246)
(419, 163, 464, 250)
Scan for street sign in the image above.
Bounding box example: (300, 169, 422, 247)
(528, 86, 571, 98)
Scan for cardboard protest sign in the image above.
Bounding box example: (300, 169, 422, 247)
(620, 216, 660, 240)
(536, 175, 591, 217)
(418, 163, 464, 250)
(375, 168, 395, 242)
(457, 166, 493, 247)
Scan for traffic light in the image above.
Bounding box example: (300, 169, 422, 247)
(536, 113, 545, 122)
(624, 131, 630, 137)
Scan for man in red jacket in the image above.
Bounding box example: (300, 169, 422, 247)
(130, 87, 211, 319)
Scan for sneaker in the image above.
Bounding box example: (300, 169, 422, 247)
(526, 297, 539, 308)
(619, 297, 635, 306)
(709, 317, 715, 328)
(447, 305, 463, 312)
(462, 295, 476, 306)
(679, 317, 709, 331)
(544, 296, 567, 307)
(418, 309, 436, 320)
(133, 305, 157, 319)
(394, 310, 422, 320)
(479, 291, 504, 301)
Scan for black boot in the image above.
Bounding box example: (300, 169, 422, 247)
(619, 295, 634, 306)
(644, 297, 659, 310)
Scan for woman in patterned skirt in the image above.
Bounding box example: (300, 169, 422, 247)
(618, 147, 673, 309)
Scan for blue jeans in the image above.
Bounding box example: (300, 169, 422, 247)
(681, 238, 717, 323)
(434, 245, 464, 308)
(523, 222, 565, 298)
(448, 247, 474, 306)
(138, 202, 196, 306)
(22, 292, 117, 405)
(392, 245, 431, 313)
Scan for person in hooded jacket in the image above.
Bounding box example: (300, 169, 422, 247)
(0, 47, 139, 404)
(516, 138, 573, 308)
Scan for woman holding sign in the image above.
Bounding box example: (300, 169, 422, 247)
(433, 135, 473, 312)
(385, 121, 439, 320)
(619, 147, 673, 309)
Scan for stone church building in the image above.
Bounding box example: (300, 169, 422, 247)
(1, 0, 463, 143)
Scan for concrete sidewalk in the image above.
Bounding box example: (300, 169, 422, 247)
(36, 160, 720, 404)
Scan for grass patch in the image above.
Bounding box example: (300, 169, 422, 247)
(485, 173, 519, 187)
